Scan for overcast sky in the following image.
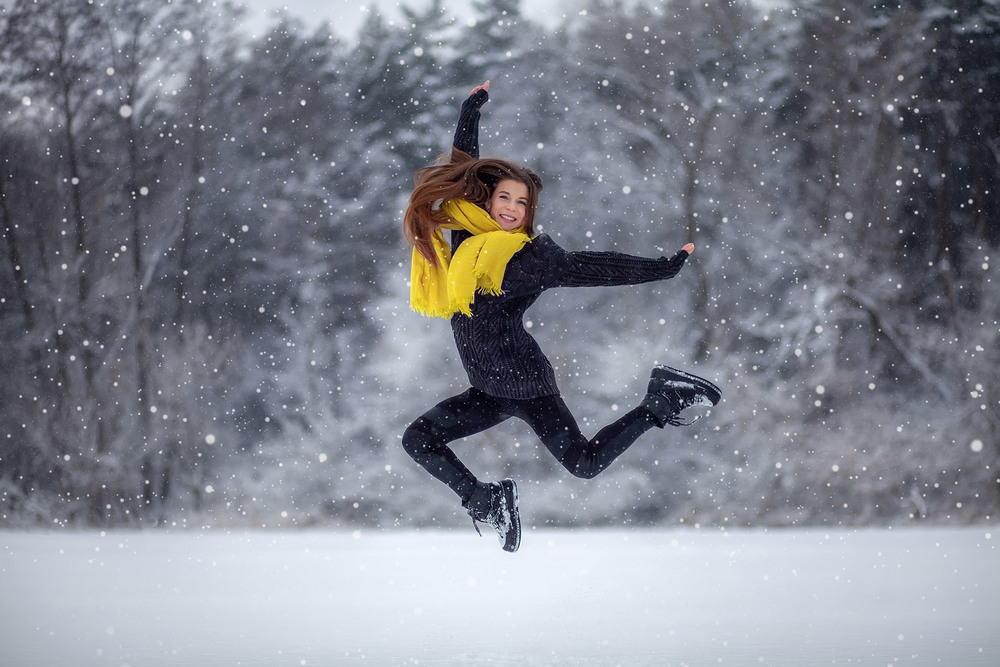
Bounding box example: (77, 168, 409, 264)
(238, 0, 569, 39)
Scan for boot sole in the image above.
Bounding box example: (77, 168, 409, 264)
(499, 479, 521, 553)
(651, 365, 722, 405)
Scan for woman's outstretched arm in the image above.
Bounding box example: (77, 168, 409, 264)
(495, 235, 695, 298)
(556, 246, 692, 288)
(453, 80, 490, 159)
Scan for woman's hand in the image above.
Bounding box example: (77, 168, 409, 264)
(663, 245, 693, 278)
(468, 80, 490, 97)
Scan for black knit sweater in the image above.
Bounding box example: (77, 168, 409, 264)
(448, 90, 689, 399)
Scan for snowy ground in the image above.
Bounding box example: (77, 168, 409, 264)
(1, 526, 996, 666)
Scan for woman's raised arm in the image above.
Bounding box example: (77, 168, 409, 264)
(453, 81, 490, 159)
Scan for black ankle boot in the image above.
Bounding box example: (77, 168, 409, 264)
(641, 365, 721, 427)
(462, 479, 521, 553)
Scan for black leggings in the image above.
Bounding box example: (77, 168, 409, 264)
(401, 387, 658, 503)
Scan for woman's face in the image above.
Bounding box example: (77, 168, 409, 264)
(487, 179, 530, 231)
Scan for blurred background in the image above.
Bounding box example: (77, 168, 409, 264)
(0, 0, 997, 530)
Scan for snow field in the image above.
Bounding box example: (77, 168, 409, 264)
(1, 526, 996, 666)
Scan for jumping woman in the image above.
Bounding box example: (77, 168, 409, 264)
(401, 81, 721, 552)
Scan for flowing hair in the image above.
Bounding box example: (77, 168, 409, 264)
(403, 148, 543, 265)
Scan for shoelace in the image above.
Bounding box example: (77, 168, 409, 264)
(663, 388, 711, 427)
(665, 413, 703, 427)
(470, 515, 483, 537)
(467, 495, 496, 538)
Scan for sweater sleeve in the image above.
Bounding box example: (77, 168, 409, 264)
(499, 235, 689, 296)
(449, 89, 489, 251)
(554, 248, 690, 288)
(453, 89, 489, 158)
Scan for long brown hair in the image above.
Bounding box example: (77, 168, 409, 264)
(403, 148, 543, 265)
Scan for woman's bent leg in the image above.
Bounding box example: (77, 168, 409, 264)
(401, 388, 511, 502)
(519, 396, 658, 479)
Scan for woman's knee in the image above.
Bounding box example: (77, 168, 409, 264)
(542, 432, 600, 479)
(401, 420, 434, 457)
(565, 460, 601, 480)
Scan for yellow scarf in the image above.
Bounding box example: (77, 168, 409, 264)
(409, 199, 530, 318)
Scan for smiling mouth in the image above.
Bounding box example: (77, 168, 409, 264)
(499, 214, 517, 223)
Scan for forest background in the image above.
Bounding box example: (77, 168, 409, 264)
(1, 0, 997, 530)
